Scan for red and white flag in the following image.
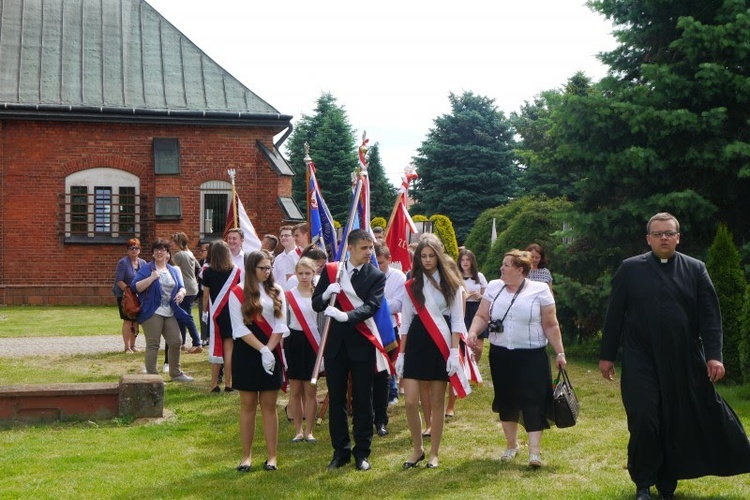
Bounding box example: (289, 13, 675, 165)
(386, 170, 418, 272)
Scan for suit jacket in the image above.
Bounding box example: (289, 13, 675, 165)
(312, 262, 386, 362)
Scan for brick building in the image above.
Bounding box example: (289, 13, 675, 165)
(0, 0, 303, 305)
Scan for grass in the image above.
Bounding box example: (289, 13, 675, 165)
(1, 307, 749, 498)
(0, 305, 122, 338)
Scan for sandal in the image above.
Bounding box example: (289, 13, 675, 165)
(500, 447, 520, 462)
(529, 452, 543, 468)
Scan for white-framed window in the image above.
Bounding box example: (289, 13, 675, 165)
(64, 168, 141, 241)
(200, 180, 231, 240)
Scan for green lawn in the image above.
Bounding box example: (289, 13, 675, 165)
(0, 305, 122, 338)
(1, 344, 749, 499)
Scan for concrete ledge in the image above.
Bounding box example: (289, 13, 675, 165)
(0, 375, 164, 422)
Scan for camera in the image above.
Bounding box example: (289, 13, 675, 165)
(488, 319, 504, 334)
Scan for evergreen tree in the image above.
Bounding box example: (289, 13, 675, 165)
(286, 93, 359, 220)
(411, 91, 519, 242)
(706, 223, 747, 383)
(555, 0, 750, 272)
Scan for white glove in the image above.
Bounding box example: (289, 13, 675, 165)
(325, 306, 348, 323)
(395, 353, 405, 379)
(259, 346, 275, 375)
(201, 311, 209, 324)
(446, 348, 460, 377)
(322, 283, 341, 301)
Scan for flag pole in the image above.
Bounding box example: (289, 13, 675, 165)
(304, 142, 312, 238)
(228, 168, 238, 229)
(311, 137, 369, 387)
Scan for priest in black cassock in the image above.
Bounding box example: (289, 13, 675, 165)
(600, 212, 750, 500)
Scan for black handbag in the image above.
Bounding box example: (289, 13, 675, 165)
(553, 368, 579, 428)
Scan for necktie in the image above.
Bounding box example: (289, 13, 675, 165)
(351, 268, 359, 281)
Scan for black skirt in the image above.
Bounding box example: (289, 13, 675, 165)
(403, 316, 449, 382)
(465, 301, 489, 339)
(489, 344, 552, 432)
(232, 322, 282, 392)
(284, 328, 316, 381)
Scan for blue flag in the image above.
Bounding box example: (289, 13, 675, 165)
(308, 162, 338, 261)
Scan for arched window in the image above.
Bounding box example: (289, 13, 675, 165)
(64, 168, 141, 242)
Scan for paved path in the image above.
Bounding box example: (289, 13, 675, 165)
(0, 335, 148, 357)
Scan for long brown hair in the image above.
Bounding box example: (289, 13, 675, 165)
(458, 248, 480, 281)
(208, 240, 233, 273)
(410, 238, 462, 308)
(241, 251, 283, 323)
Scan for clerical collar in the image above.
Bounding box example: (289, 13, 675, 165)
(660, 258, 668, 264)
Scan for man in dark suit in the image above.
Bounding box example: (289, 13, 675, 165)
(313, 229, 386, 471)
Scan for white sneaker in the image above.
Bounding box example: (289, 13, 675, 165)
(162, 364, 169, 373)
(171, 373, 194, 383)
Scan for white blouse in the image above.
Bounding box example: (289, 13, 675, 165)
(229, 283, 289, 340)
(463, 272, 488, 302)
(483, 278, 554, 350)
(401, 271, 467, 335)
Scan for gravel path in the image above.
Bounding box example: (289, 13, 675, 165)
(0, 335, 149, 357)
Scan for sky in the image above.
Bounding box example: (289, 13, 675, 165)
(147, 0, 618, 186)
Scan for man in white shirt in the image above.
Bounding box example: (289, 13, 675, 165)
(374, 243, 406, 434)
(225, 228, 245, 281)
(273, 225, 299, 289)
(293, 223, 309, 256)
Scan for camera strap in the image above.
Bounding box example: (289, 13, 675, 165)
(490, 279, 526, 325)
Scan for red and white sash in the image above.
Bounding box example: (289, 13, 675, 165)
(405, 279, 471, 398)
(231, 286, 289, 393)
(207, 267, 241, 364)
(285, 288, 321, 353)
(326, 263, 393, 374)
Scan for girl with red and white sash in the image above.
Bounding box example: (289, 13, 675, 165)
(200, 241, 241, 393)
(283, 257, 322, 443)
(396, 236, 468, 469)
(229, 250, 289, 472)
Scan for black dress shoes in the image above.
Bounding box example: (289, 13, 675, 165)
(376, 424, 388, 436)
(355, 458, 371, 471)
(636, 487, 651, 500)
(327, 456, 351, 471)
(403, 451, 425, 469)
(263, 460, 278, 471)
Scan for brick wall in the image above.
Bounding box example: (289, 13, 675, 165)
(0, 119, 293, 304)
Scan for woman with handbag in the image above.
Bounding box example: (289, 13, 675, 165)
(467, 249, 566, 468)
(132, 239, 194, 382)
(114, 238, 146, 353)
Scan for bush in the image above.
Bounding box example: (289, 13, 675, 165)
(429, 214, 459, 260)
(371, 216, 386, 229)
(706, 223, 747, 383)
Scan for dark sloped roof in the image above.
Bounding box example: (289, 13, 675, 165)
(0, 0, 291, 125)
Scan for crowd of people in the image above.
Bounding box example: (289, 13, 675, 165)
(111, 213, 750, 497)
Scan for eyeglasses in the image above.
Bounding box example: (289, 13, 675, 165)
(153, 248, 168, 253)
(649, 231, 679, 239)
(128, 246, 140, 250)
(280, 234, 293, 238)
(256, 266, 272, 271)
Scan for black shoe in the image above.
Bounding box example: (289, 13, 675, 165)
(636, 487, 651, 500)
(224, 386, 235, 393)
(263, 460, 278, 471)
(327, 456, 351, 470)
(210, 386, 221, 393)
(403, 451, 425, 469)
(236, 463, 251, 472)
(355, 458, 371, 471)
(376, 424, 388, 437)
